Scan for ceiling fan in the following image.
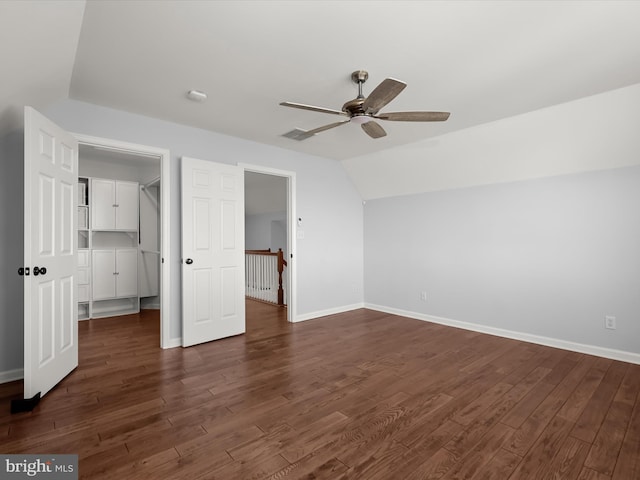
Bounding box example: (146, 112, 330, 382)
(280, 70, 450, 141)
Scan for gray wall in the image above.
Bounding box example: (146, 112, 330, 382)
(364, 165, 640, 356)
(245, 212, 287, 255)
(79, 152, 159, 183)
(44, 99, 364, 340)
(0, 132, 25, 379)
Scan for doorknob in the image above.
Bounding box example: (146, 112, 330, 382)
(185, 258, 193, 265)
(33, 266, 47, 276)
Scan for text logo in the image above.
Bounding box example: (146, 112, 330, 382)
(1, 455, 77, 479)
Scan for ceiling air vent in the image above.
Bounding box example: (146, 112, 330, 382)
(281, 128, 313, 141)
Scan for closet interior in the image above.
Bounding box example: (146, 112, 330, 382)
(77, 144, 161, 320)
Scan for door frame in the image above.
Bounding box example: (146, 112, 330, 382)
(74, 134, 172, 348)
(239, 163, 296, 323)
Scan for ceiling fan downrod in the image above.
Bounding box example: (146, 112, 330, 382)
(351, 70, 368, 99)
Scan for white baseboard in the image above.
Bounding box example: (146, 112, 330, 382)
(294, 303, 365, 323)
(365, 303, 640, 365)
(0, 368, 23, 384)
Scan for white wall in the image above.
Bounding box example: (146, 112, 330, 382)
(364, 165, 640, 360)
(245, 211, 287, 255)
(271, 219, 286, 257)
(79, 153, 159, 183)
(44, 99, 364, 340)
(0, 132, 25, 380)
(139, 185, 160, 305)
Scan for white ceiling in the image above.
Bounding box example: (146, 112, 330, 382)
(0, 0, 84, 134)
(2, 1, 640, 163)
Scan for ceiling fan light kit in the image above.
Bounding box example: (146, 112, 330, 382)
(350, 115, 373, 125)
(280, 70, 450, 140)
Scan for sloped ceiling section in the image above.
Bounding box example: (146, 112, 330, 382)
(344, 83, 640, 199)
(0, 1, 85, 134)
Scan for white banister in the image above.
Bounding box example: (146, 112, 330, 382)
(245, 250, 287, 305)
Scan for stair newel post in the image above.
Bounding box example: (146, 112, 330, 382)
(277, 248, 284, 305)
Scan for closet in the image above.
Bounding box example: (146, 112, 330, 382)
(77, 145, 161, 320)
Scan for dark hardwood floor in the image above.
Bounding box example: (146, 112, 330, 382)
(1, 301, 638, 479)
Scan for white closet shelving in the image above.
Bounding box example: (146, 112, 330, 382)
(77, 177, 90, 320)
(77, 176, 140, 319)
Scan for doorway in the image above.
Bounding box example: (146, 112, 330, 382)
(75, 134, 171, 348)
(242, 164, 296, 323)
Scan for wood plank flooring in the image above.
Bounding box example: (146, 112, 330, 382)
(1, 302, 639, 479)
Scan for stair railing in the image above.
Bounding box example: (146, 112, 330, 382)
(245, 248, 287, 305)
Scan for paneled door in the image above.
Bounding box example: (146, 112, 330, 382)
(91, 248, 138, 300)
(22, 107, 78, 404)
(181, 157, 245, 347)
(91, 179, 139, 230)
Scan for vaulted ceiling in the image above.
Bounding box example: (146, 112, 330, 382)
(2, 1, 640, 179)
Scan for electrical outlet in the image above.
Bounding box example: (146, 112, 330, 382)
(605, 316, 616, 330)
(420, 291, 427, 301)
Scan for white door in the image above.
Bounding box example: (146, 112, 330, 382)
(91, 249, 116, 300)
(181, 157, 245, 347)
(116, 248, 138, 297)
(115, 181, 139, 230)
(91, 178, 115, 230)
(23, 107, 78, 401)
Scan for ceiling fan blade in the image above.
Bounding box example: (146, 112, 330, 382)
(374, 111, 450, 122)
(362, 78, 407, 115)
(279, 101, 349, 117)
(361, 121, 387, 139)
(306, 119, 351, 136)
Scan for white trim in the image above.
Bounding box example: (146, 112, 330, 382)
(295, 303, 365, 323)
(73, 133, 173, 349)
(164, 337, 183, 349)
(0, 368, 23, 384)
(366, 303, 640, 365)
(239, 163, 297, 323)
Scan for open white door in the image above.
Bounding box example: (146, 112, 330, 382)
(181, 157, 245, 347)
(17, 107, 78, 411)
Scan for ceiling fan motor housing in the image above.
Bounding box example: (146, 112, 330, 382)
(342, 97, 366, 116)
(351, 70, 369, 84)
